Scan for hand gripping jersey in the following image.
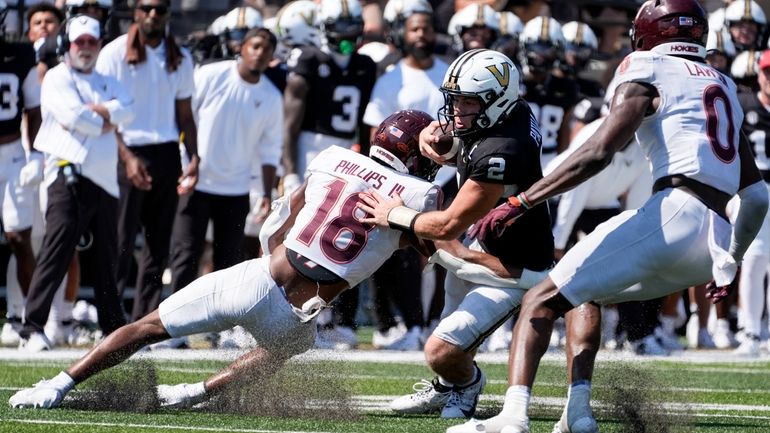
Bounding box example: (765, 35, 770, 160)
(614, 50, 744, 195)
(282, 146, 441, 287)
(456, 101, 554, 271)
(0, 42, 38, 136)
(287, 45, 376, 139)
(738, 90, 770, 177)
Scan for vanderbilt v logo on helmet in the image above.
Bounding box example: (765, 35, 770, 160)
(485, 63, 510, 87)
(439, 49, 520, 136)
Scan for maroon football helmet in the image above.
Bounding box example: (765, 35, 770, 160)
(630, 0, 708, 52)
(370, 110, 437, 181)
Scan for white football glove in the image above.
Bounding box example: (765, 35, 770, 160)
(19, 152, 44, 188)
(282, 173, 301, 196)
(156, 382, 207, 409)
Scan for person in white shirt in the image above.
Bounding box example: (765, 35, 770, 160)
(169, 28, 282, 296)
(95, 0, 199, 323)
(18, 15, 134, 352)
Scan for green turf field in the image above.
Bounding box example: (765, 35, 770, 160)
(0, 349, 769, 433)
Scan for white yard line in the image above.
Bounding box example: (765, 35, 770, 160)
(0, 418, 345, 433)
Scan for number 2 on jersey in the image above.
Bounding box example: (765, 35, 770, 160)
(703, 84, 737, 163)
(297, 178, 375, 264)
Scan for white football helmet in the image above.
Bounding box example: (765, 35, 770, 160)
(562, 21, 597, 72)
(221, 6, 263, 38)
(497, 11, 523, 39)
(730, 49, 759, 79)
(709, 7, 726, 32)
(274, 0, 321, 48)
(383, 0, 432, 48)
(724, 0, 766, 50)
(439, 49, 520, 135)
(518, 16, 565, 75)
(318, 0, 364, 54)
(447, 3, 499, 53)
(65, 0, 112, 24)
(706, 28, 736, 58)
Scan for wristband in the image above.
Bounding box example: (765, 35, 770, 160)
(387, 206, 420, 232)
(507, 193, 532, 209)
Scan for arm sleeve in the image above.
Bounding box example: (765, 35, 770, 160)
(102, 77, 135, 126)
(42, 70, 103, 136)
(22, 67, 40, 109)
(729, 181, 770, 262)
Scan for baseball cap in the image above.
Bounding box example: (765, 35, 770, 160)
(68, 15, 100, 42)
(759, 49, 770, 71)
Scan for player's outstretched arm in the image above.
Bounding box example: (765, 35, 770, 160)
(359, 179, 503, 240)
(471, 82, 655, 239)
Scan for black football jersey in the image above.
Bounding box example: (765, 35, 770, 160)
(0, 42, 37, 136)
(455, 101, 554, 271)
(738, 91, 770, 177)
(287, 45, 377, 139)
(521, 75, 580, 157)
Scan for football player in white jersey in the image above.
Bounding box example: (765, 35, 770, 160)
(8, 110, 443, 410)
(466, 1, 768, 432)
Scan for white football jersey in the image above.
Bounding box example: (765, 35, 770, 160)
(613, 50, 744, 195)
(283, 146, 441, 287)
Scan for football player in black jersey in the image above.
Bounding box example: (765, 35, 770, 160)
(282, 0, 377, 193)
(518, 16, 580, 169)
(359, 49, 556, 420)
(0, 2, 43, 346)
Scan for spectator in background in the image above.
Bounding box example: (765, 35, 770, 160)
(518, 16, 579, 169)
(19, 15, 134, 352)
(96, 0, 198, 331)
(0, 1, 42, 347)
(724, 0, 766, 52)
(169, 28, 282, 348)
(26, 3, 64, 75)
(363, 0, 448, 351)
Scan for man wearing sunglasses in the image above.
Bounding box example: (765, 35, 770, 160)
(18, 15, 134, 352)
(96, 0, 199, 333)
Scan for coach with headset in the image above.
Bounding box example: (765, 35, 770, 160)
(18, 15, 135, 351)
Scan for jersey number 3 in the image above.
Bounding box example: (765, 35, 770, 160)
(0, 73, 20, 121)
(703, 84, 737, 163)
(297, 178, 375, 264)
(331, 86, 361, 133)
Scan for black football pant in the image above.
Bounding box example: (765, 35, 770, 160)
(169, 190, 249, 291)
(116, 143, 181, 322)
(21, 169, 125, 338)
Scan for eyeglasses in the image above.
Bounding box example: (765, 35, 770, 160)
(136, 4, 169, 15)
(72, 37, 99, 47)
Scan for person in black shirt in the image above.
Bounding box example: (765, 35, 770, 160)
(359, 49, 553, 420)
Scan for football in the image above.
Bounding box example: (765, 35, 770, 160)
(432, 134, 459, 159)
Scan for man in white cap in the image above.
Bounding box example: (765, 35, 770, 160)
(18, 14, 135, 352)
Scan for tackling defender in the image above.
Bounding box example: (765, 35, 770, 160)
(8, 110, 441, 410)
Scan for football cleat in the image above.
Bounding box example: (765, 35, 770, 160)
(18, 332, 52, 353)
(441, 364, 486, 419)
(390, 377, 452, 414)
(9, 375, 72, 409)
(156, 382, 207, 409)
